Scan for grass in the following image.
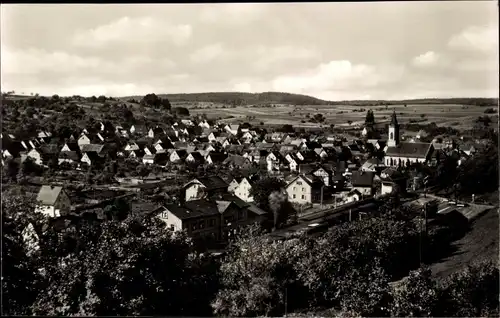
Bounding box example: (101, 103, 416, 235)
(188, 103, 498, 130)
(430, 208, 499, 280)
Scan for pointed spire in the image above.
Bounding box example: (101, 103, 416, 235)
(390, 110, 398, 127)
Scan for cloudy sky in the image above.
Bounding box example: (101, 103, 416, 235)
(1, 2, 498, 100)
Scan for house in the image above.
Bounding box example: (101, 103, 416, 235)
(227, 177, 241, 193)
(181, 119, 194, 126)
(223, 155, 252, 169)
(184, 176, 229, 202)
(314, 148, 328, 159)
(346, 189, 362, 203)
(148, 126, 165, 138)
(385, 112, 434, 167)
(124, 142, 140, 152)
(81, 151, 104, 167)
(225, 124, 240, 135)
(241, 131, 254, 143)
(58, 151, 80, 165)
(170, 149, 188, 163)
(142, 154, 155, 165)
(26, 148, 43, 165)
(61, 142, 80, 153)
(130, 125, 148, 135)
(286, 174, 324, 205)
(80, 144, 105, 155)
(350, 171, 375, 197)
(186, 151, 205, 165)
(143, 145, 157, 156)
(361, 157, 386, 172)
(35, 185, 71, 218)
(198, 120, 210, 129)
(380, 168, 408, 195)
(205, 152, 227, 165)
(310, 165, 333, 187)
(416, 129, 428, 140)
(233, 177, 254, 202)
(266, 151, 281, 172)
(160, 200, 220, 241)
(153, 152, 170, 166)
(285, 153, 300, 171)
(2, 141, 25, 159)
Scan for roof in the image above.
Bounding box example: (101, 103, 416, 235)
(80, 144, 105, 153)
(36, 185, 63, 205)
(247, 203, 268, 216)
(380, 167, 407, 181)
(39, 144, 60, 154)
(166, 200, 220, 220)
(286, 174, 323, 189)
(385, 142, 432, 158)
(59, 151, 80, 161)
(223, 155, 250, 166)
(191, 176, 228, 190)
(207, 152, 227, 163)
(187, 151, 204, 162)
(351, 171, 375, 187)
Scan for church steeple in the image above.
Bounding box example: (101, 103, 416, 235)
(390, 110, 398, 127)
(388, 110, 400, 147)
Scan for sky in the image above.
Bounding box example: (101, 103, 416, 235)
(1, 2, 498, 100)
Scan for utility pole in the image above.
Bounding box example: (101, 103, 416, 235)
(284, 287, 288, 317)
(320, 185, 324, 208)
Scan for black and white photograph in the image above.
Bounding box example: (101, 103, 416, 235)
(1, 2, 499, 317)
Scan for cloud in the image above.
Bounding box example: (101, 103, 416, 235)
(0, 46, 175, 77)
(448, 25, 498, 53)
(271, 60, 404, 94)
(189, 43, 226, 64)
(232, 82, 253, 92)
(253, 45, 320, 70)
(71, 16, 192, 48)
(412, 51, 440, 67)
(199, 3, 267, 25)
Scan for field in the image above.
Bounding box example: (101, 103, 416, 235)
(187, 103, 498, 131)
(189, 103, 498, 130)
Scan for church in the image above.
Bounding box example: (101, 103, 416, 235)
(384, 111, 434, 167)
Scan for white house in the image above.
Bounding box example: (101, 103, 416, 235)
(286, 175, 323, 205)
(77, 134, 91, 146)
(198, 120, 210, 129)
(35, 185, 71, 218)
(234, 177, 254, 202)
(26, 149, 43, 166)
(225, 124, 239, 136)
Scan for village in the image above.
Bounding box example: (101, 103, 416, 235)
(2, 100, 496, 252)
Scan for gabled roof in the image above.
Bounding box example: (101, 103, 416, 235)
(286, 174, 323, 189)
(166, 200, 220, 220)
(351, 171, 375, 187)
(173, 149, 188, 158)
(36, 185, 63, 205)
(386, 142, 432, 159)
(189, 176, 228, 190)
(187, 151, 204, 162)
(80, 144, 104, 153)
(207, 152, 228, 163)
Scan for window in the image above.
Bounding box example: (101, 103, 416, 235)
(297, 181, 303, 185)
(199, 220, 205, 229)
(192, 223, 197, 231)
(293, 187, 296, 191)
(302, 187, 305, 192)
(301, 195, 305, 199)
(293, 194, 296, 199)
(209, 219, 216, 227)
(170, 224, 175, 231)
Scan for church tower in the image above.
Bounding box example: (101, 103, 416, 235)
(387, 110, 400, 147)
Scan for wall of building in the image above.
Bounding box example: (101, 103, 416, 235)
(287, 180, 312, 204)
(185, 183, 204, 201)
(235, 179, 254, 202)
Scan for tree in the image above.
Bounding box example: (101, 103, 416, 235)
(280, 124, 295, 133)
(141, 93, 160, 108)
(249, 177, 285, 212)
(212, 225, 309, 317)
(347, 120, 353, 126)
(390, 267, 440, 317)
(31, 214, 219, 316)
(2, 193, 46, 316)
(97, 95, 107, 103)
(172, 107, 190, 116)
(365, 109, 375, 126)
(312, 113, 325, 123)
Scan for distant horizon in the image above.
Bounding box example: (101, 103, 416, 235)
(3, 90, 499, 103)
(2, 3, 498, 100)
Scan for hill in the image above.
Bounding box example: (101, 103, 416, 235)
(120, 92, 498, 107)
(121, 92, 331, 106)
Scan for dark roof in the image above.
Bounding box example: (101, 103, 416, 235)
(194, 176, 228, 190)
(39, 144, 60, 154)
(223, 155, 250, 166)
(131, 201, 163, 215)
(84, 151, 104, 162)
(3, 141, 24, 157)
(166, 200, 219, 220)
(174, 149, 188, 158)
(385, 142, 432, 158)
(218, 193, 250, 209)
(59, 151, 80, 161)
(207, 152, 227, 163)
(188, 151, 204, 162)
(351, 171, 375, 187)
